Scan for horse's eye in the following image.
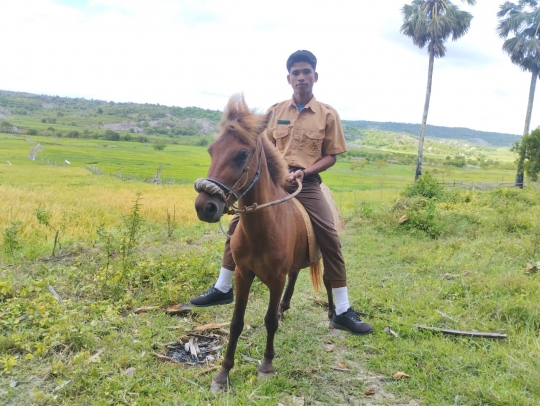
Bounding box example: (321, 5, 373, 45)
(237, 151, 249, 162)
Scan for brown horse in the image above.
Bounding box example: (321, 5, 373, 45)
(194, 94, 334, 392)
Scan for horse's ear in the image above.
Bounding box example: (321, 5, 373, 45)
(259, 110, 272, 133)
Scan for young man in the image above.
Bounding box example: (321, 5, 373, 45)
(190, 50, 373, 335)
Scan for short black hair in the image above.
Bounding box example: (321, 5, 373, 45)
(286, 50, 317, 72)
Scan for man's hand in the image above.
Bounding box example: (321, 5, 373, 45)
(287, 169, 304, 184)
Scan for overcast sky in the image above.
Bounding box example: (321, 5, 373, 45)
(1, 0, 537, 135)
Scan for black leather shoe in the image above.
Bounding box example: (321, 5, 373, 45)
(190, 285, 234, 307)
(332, 307, 374, 335)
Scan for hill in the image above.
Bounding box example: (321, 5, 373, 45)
(342, 119, 521, 147)
(0, 90, 221, 144)
(0, 89, 521, 148)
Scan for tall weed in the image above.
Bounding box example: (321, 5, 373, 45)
(120, 193, 144, 272)
(2, 222, 22, 258)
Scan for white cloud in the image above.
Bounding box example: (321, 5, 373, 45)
(0, 0, 537, 135)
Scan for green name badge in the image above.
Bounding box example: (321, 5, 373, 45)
(277, 120, 290, 125)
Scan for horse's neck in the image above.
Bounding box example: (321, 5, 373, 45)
(237, 159, 285, 236)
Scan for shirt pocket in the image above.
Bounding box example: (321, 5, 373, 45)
(273, 128, 291, 153)
(302, 130, 325, 157)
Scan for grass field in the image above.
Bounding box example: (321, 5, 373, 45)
(0, 133, 518, 188)
(1, 134, 539, 405)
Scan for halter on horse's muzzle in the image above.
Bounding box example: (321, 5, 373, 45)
(194, 138, 263, 215)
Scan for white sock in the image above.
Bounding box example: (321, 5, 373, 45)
(333, 286, 350, 315)
(214, 267, 234, 293)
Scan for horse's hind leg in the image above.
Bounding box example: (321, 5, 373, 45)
(259, 275, 286, 378)
(278, 271, 299, 318)
(212, 269, 255, 393)
(323, 276, 334, 326)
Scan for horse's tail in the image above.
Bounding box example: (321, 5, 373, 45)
(309, 259, 322, 292)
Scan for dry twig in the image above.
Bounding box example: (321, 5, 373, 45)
(415, 325, 507, 339)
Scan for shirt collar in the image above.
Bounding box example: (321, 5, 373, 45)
(288, 95, 317, 111)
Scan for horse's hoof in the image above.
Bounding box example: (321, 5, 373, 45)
(258, 370, 275, 380)
(211, 380, 227, 394)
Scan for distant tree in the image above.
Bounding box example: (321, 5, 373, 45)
(197, 138, 209, 146)
(103, 129, 120, 141)
(153, 140, 167, 150)
(1, 121, 12, 133)
(514, 126, 540, 180)
(27, 128, 38, 135)
(497, 0, 540, 188)
(97, 108, 103, 114)
(350, 160, 367, 171)
(401, 0, 476, 181)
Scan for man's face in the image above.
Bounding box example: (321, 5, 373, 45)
(287, 61, 318, 96)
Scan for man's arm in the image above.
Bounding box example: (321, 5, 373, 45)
(286, 154, 337, 184)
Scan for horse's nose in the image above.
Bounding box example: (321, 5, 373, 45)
(196, 200, 221, 222)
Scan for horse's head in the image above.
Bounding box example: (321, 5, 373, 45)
(194, 94, 269, 223)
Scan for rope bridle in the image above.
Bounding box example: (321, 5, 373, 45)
(193, 136, 302, 218)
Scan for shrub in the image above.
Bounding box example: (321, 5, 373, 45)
(400, 197, 443, 238)
(103, 129, 120, 141)
(402, 172, 444, 200)
(153, 141, 167, 151)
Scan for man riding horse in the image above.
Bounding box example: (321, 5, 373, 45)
(191, 50, 373, 336)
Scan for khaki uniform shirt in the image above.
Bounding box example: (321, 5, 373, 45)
(265, 95, 347, 169)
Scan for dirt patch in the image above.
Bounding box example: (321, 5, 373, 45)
(180, 118, 217, 135)
(103, 121, 144, 133)
(103, 118, 216, 135)
(314, 321, 420, 406)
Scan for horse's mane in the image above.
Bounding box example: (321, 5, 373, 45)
(219, 94, 288, 186)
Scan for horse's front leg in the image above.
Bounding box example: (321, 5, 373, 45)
(278, 271, 299, 318)
(323, 276, 334, 327)
(211, 269, 255, 393)
(259, 275, 286, 378)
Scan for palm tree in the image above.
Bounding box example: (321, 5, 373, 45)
(497, 0, 540, 188)
(401, 0, 476, 181)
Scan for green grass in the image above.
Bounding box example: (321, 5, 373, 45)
(1, 134, 520, 190)
(0, 134, 210, 183)
(1, 134, 539, 405)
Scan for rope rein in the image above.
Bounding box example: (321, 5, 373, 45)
(233, 178, 302, 214)
(194, 178, 302, 216)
